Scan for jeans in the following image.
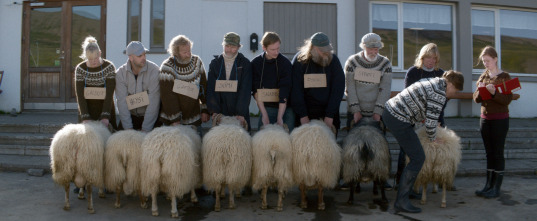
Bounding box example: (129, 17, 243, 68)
(258, 106, 296, 132)
(382, 111, 425, 173)
(480, 117, 509, 171)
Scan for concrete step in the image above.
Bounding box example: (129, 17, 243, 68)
(0, 123, 64, 134)
(0, 144, 50, 156)
(0, 132, 53, 146)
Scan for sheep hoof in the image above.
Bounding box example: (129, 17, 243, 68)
(420, 200, 426, 205)
(318, 203, 325, 210)
(114, 203, 121, 208)
(99, 193, 106, 198)
(88, 208, 95, 214)
(63, 205, 70, 211)
(300, 202, 307, 209)
(78, 193, 85, 200)
(441, 202, 446, 208)
(191, 197, 198, 203)
(214, 207, 221, 212)
(260, 205, 267, 210)
(228, 204, 236, 209)
(276, 206, 283, 212)
(140, 202, 148, 209)
(152, 210, 159, 216)
(171, 212, 179, 218)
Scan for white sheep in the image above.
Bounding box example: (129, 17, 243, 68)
(140, 125, 200, 218)
(290, 120, 341, 210)
(104, 130, 147, 209)
(413, 126, 461, 208)
(251, 124, 293, 211)
(50, 121, 111, 213)
(202, 115, 252, 211)
(342, 117, 391, 204)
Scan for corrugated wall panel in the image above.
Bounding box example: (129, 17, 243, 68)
(264, 2, 337, 59)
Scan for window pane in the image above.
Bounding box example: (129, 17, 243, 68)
(403, 3, 452, 70)
(372, 4, 398, 67)
(29, 7, 62, 67)
(500, 10, 537, 74)
(151, 0, 165, 48)
(472, 10, 495, 69)
(128, 0, 141, 42)
(71, 6, 101, 66)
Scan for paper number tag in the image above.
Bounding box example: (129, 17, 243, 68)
(215, 80, 238, 92)
(84, 87, 106, 100)
(126, 91, 149, 110)
(172, 79, 199, 99)
(354, 68, 381, 84)
(304, 74, 327, 88)
(257, 89, 279, 102)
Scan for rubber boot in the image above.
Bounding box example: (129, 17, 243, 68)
(483, 171, 504, 198)
(475, 170, 493, 197)
(394, 170, 421, 213)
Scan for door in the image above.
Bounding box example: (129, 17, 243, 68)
(21, 0, 106, 110)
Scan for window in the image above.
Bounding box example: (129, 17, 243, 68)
(472, 8, 537, 74)
(127, 0, 141, 43)
(150, 0, 165, 49)
(372, 2, 454, 71)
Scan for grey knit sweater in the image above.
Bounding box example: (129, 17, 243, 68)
(345, 51, 392, 116)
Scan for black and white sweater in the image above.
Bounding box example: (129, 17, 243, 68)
(385, 77, 447, 140)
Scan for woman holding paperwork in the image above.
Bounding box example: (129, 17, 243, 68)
(473, 46, 513, 199)
(251, 32, 294, 131)
(74, 36, 117, 130)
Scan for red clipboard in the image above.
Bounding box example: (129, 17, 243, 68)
(478, 87, 492, 100)
(495, 77, 521, 95)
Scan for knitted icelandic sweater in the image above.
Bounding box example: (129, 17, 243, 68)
(159, 55, 208, 125)
(385, 77, 447, 140)
(74, 59, 117, 129)
(345, 51, 392, 116)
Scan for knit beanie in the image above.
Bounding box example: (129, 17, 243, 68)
(361, 33, 384, 48)
(310, 32, 330, 47)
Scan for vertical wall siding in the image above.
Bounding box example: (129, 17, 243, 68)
(264, 2, 337, 59)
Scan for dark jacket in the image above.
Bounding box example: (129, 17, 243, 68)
(251, 52, 292, 108)
(290, 53, 345, 119)
(207, 53, 252, 121)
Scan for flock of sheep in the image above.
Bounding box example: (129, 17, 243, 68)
(50, 116, 462, 217)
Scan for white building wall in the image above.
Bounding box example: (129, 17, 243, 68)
(0, 1, 23, 113)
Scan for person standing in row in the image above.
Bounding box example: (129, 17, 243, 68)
(115, 41, 161, 132)
(291, 32, 345, 132)
(74, 36, 117, 130)
(473, 46, 513, 199)
(207, 32, 252, 130)
(159, 35, 209, 128)
(252, 32, 294, 131)
(383, 70, 464, 213)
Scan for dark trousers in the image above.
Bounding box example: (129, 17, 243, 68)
(118, 115, 162, 131)
(382, 111, 425, 173)
(480, 117, 509, 171)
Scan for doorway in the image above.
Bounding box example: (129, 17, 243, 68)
(21, 0, 106, 110)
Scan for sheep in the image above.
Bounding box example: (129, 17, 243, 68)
(412, 126, 462, 208)
(50, 121, 111, 213)
(290, 120, 341, 210)
(342, 117, 391, 205)
(140, 125, 200, 218)
(251, 124, 293, 211)
(202, 115, 252, 212)
(104, 130, 147, 209)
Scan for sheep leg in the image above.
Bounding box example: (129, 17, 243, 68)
(228, 187, 236, 209)
(98, 188, 105, 198)
(114, 186, 121, 208)
(86, 185, 95, 214)
(373, 181, 379, 195)
(347, 181, 355, 205)
(380, 180, 388, 203)
(190, 188, 198, 203)
(441, 183, 447, 208)
(63, 184, 71, 210)
(317, 186, 325, 210)
(432, 183, 438, 193)
(214, 184, 222, 212)
(277, 188, 284, 212)
(78, 187, 85, 199)
(420, 185, 427, 205)
(138, 190, 148, 209)
(151, 192, 159, 216)
(299, 184, 307, 209)
(170, 195, 178, 218)
(261, 186, 268, 209)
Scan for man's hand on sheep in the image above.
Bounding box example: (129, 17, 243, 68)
(100, 118, 109, 127)
(372, 113, 381, 121)
(300, 116, 310, 125)
(262, 115, 270, 126)
(236, 116, 246, 125)
(324, 117, 334, 128)
(353, 112, 363, 124)
(277, 117, 284, 126)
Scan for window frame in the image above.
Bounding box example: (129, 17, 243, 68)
(127, 0, 142, 44)
(150, 0, 165, 51)
(370, 1, 457, 72)
(472, 6, 537, 76)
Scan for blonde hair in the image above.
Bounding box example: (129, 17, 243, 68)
(296, 39, 333, 63)
(168, 35, 193, 56)
(79, 36, 100, 60)
(414, 43, 440, 70)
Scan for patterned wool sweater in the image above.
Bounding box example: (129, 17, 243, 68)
(74, 59, 117, 129)
(385, 77, 447, 140)
(159, 55, 208, 125)
(345, 51, 392, 116)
